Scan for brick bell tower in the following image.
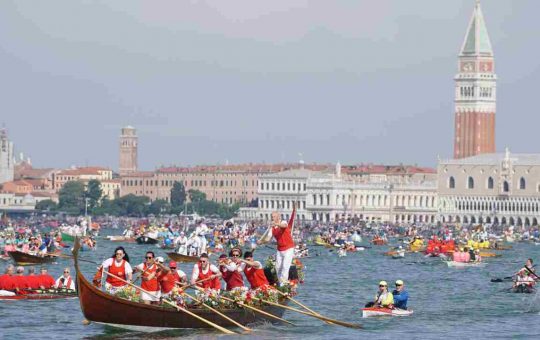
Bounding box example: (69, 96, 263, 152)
(119, 125, 138, 176)
(454, 0, 496, 159)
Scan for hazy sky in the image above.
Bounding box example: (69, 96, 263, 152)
(0, 0, 537, 170)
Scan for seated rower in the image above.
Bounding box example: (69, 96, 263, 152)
(37, 267, 55, 289)
(190, 253, 221, 290)
(94, 246, 133, 294)
(365, 281, 394, 308)
(26, 267, 40, 290)
(55, 267, 75, 290)
(513, 271, 535, 289)
(0, 265, 16, 296)
(392, 280, 409, 310)
(217, 248, 245, 291)
(15, 266, 30, 292)
(238, 251, 269, 290)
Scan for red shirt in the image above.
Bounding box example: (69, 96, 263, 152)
(140, 263, 159, 292)
(272, 208, 296, 251)
(244, 266, 269, 289)
(37, 274, 55, 289)
(15, 275, 31, 290)
(197, 263, 221, 290)
(220, 265, 244, 291)
(26, 275, 40, 289)
(106, 259, 128, 287)
(0, 274, 16, 291)
(157, 271, 176, 294)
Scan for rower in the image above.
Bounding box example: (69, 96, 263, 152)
(133, 252, 160, 305)
(217, 248, 245, 291)
(392, 280, 409, 310)
(365, 281, 394, 308)
(15, 266, 30, 292)
(94, 246, 133, 294)
(26, 267, 40, 290)
(190, 253, 221, 290)
(155, 257, 176, 302)
(0, 265, 16, 296)
(168, 261, 187, 285)
(38, 267, 55, 289)
(55, 267, 75, 290)
(513, 271, 535, 289)
(238, 251, 270, 290)
(258, 203, 296, 286)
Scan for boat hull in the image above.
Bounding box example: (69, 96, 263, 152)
(445, 261, 485, 268)
(7, 251, 57, 266)
(136, 236, 159, 245)
(0, 291, 77, 300)
(166, 252, 199, 263)
(361, 307, 413, 318)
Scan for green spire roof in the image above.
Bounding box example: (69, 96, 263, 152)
(460, 1, 493, 56)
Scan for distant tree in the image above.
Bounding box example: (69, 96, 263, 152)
(114, 194, 150, 217)
(85, 179, 103, 211)
(170, 181, 186, 208)
(35, 199, 57, 212)
(188, 189, 206, 203)
(146, 199, 171, 216)
(58, 181, 86, 215)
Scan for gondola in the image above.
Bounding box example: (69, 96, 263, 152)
(7, 251, 58, 266)
(135, 236, 159, 245)
(0, 289, 77, 301)
(166, 252, 199, 263)
(73, 241, 287, 331)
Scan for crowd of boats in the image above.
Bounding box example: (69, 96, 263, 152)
(0, 211, 539, 332)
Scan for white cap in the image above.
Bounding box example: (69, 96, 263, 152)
(156, 256, 164, 263)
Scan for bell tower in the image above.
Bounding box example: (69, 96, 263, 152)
(454, 0, 496, 159)
(119, 126, 138, 176)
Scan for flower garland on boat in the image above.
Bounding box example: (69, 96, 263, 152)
(113, 286, 141, 303)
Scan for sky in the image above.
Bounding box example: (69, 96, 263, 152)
(0, 0, 537, 170)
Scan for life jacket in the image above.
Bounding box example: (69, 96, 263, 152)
(220, 266, 244, 291)
(106, 259, 128, 287)
(172, 270, 182, 284)
(197, 263, 220, 290)
(244, 266, 269, 289)
(141, 263, 159, 292)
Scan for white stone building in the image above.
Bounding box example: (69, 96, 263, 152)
(438, 149, 540, 226)
(0, 128, 14, 184)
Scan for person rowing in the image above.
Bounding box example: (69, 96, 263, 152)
(392, 280, 409, 309)
(155, 257, 177, 302)
(258, 203, 296, 286)
(133, 251, 160, 305)
(93, 246, 133, 294)
(190, 253, 221, 290)
(55, 267, 75, 290)
(217, 248, 245, 291)
(237, 251, 270, 290)
(365, 281, 394, 308)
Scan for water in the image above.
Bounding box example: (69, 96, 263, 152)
(1, 233, 540, 339)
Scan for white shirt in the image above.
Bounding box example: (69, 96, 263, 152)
(175, 269, 187, 281)
(54, 276, 76, 290)
(102, 258, 133, 275)
(190, 263, 219, 284)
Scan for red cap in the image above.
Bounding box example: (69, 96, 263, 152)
(169, 261, 177, 268)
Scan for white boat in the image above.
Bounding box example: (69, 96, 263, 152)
(361, 307, 413, 318)
(445, 261, 485, 268)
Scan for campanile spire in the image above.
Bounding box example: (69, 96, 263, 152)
(453, 0, 496, 159)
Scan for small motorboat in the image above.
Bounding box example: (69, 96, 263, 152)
(445, 261, 485, 268)
(361, 307, 413, 318)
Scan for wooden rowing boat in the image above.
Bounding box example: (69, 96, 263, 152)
(166, 253, 199, 263)
(74, 243, 287, 330)
(0, 289, 77, 301)
(106, 236, 136, 243)
(7, 251, 57, 266)
(361, 307, 413, 317)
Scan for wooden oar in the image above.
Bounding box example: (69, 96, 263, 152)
(47, 253, 99, 265)
(525, 266, 540, 280)
(215, 293, 296, 326)
(182, 290, 251, 332)
(178, 274, 221, 290)
(102, 270, 236, 335)
(274, 290, 332, 324)
(250, 296, 362, 329)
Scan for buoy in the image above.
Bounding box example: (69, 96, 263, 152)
(82, 319, 91, 325)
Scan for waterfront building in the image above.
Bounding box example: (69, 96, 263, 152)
(119, 126, 138, 176)
(0, 128, 14, 184)
(438, 149, 540, 226)
(53, 167, 114, 193)
(241, 164, 438, 223)
(454, 1, 496, 159)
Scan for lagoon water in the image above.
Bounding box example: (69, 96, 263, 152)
(1, 231, 540, 339)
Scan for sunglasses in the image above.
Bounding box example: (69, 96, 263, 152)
(64, 271, 70, 274)
(396, 284, 402, 286)
(379, 285, 387, 287)
(146, 256, 154, 259)
(200, 260, 208, 264)
(232, 254, 240, 257)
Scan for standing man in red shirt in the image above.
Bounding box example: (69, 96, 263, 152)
(259, 203, 296, 285)
(133, 251, 160, 305)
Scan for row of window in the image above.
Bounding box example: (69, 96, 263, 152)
(448, 176, 528, 191)
(260, 181, 307, 192)
(459, 86, 493, 98)
(259, 200, 306, 210)
(311, 193, 436, 208)
(122, 179, 258, 188)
